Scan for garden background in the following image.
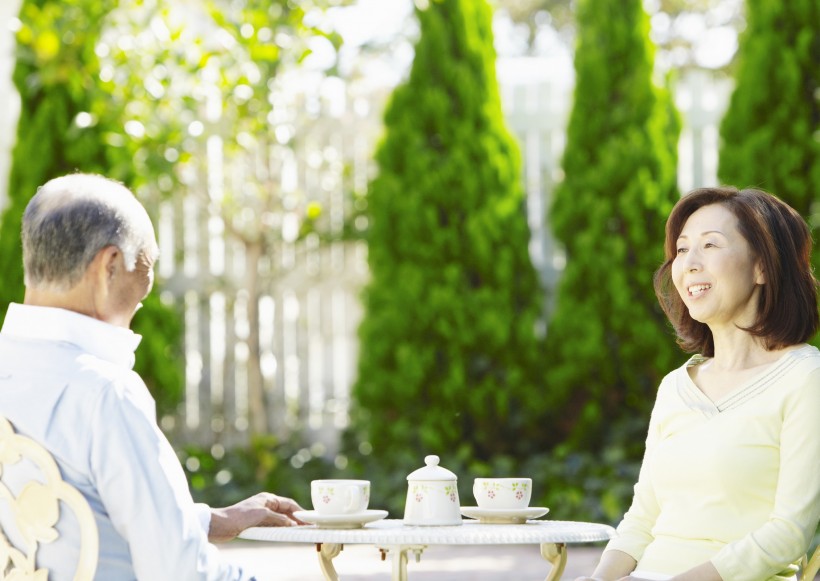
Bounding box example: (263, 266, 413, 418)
(0, 0, 816, 533)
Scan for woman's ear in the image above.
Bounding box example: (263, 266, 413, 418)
(755, 261, 765, 285)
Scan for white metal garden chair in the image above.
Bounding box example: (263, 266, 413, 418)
(801, 544, 820, 581)
(0, 416, 98, 581)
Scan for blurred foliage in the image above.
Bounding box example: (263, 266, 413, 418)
(0, 0, 119, 319)
(0, 0, 184, 414)
(717, 0, 819, 247)
(347, 0, 546, 488)
(183, 435, 336, 508)
(543, 0, 684, 453)
(132, 293, 185, 417)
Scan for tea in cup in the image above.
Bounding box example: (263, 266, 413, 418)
(311, 479, 370, 515)
(473, 477, 532, 510)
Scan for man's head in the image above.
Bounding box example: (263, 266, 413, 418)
(22, 173, 159, 328)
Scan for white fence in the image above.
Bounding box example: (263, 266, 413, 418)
(154, 66, 731, 454)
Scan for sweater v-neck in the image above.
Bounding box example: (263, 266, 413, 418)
(678, 344, 813, 416)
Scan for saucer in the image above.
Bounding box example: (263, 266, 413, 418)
(294, 509, 388, 529)
(460, 506, 549, 524)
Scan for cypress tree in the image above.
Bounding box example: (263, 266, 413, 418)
(544, 0, 682, 447)
(351, 0, 544, 469)
(0, 0, 182, 414)
(718, 0, 818, 228)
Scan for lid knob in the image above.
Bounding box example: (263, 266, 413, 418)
(407, 454, 457, 481)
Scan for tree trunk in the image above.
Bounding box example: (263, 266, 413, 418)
(245, 240, 268, 436)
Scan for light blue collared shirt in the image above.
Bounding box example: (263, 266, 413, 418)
(0, 303, 253, 580)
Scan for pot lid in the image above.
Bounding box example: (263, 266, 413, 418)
(406, 455, 457, 481)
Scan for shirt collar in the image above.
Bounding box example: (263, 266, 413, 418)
(1, 303, 142, 369)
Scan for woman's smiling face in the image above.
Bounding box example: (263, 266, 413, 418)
(671, 203, 765, 330)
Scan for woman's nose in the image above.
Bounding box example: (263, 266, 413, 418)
(684, 249, 702, 272)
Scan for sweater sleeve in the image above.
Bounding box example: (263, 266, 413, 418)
(603, 387, 664, 562)
(710, 367, 820, 580)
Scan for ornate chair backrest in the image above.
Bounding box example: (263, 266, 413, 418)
(0, 416, 98, 581)
(801, 544, 820, 581)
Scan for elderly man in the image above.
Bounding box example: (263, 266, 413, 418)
(0, 173, 303, 579)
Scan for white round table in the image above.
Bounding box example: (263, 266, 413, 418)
(240, 518, 616, 580)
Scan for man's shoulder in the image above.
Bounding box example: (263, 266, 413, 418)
(0, 334, 149, 421)
(72, 353, 153, 417)
(75, 350, 141, 385)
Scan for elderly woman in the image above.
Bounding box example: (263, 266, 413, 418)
(579, 187, 820, 581)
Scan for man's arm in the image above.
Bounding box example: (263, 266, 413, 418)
(208, 492, 306, 543)
(89, 381, 250, 580)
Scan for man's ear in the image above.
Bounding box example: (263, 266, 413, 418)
(90, 246, 121, 288)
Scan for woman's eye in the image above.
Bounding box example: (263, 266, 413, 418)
(704, 242, 716, 249)
(676, 247, 687, 254)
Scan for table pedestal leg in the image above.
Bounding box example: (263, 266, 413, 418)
(540, 542, 567, 581)
(378, 544, 427, 581)
(316, 543, 343, 581)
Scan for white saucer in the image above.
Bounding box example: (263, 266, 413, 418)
(294, 509, 389, 529)
(460, 506, 549, 524)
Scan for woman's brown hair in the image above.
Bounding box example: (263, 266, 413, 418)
(653, 186, 820, 356)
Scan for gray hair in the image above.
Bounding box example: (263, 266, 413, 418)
(22, 173, 158, 291)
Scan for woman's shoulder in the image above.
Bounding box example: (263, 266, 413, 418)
(785, 342, 820, 360)
(661, 354, 705, 382)
(780, 343, 820, 377)
(761, 344, 820, 404)
(654, 356, 701, 398)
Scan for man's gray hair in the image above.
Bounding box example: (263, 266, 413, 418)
(22, 173, 158, 291)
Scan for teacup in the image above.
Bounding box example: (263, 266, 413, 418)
(473, 477, 532, 510)
(311, 479, 370, 515)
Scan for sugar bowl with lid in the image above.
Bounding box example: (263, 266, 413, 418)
(403, 455, 462, 526)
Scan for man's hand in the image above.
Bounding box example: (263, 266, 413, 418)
(208, 492, 307, 543)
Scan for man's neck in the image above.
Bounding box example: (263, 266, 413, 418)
(24, 285, 98, 321)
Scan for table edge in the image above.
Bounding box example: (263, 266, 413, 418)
(238, 519, 617, 546)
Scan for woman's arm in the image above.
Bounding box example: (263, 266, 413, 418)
(667, 561, 722, 581)
(574, 549, 637, 580)
(579, 551, 721, 581)
(579, 379, 673, 579)
(606, 393, 668, 537)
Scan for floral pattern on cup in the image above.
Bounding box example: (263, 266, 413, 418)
(473, 478, 532, 510)
(314, 485, 335, 505)
(311, 479, 370, 515)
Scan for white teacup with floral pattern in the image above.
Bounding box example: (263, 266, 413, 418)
(473, 478, 532, 510)
(311, 479, 370, 515)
